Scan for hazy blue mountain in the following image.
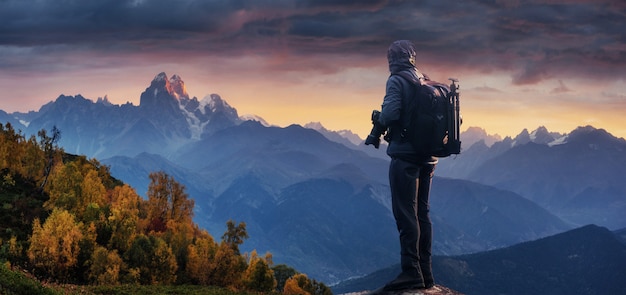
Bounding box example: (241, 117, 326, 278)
(460, 126, 502, 148)
(102, 152, 214, 200)
(264, 177, 398, 283)
(0, 110, 23, 129)
(333, 224, 626, 295)
(436, 126, 626, 230)
(467, 126, 626, 229)
(303, 121, 390, 160)
(172, 121, 390, 195)
(436, 126, 561, 179)
(615, 227, 626, 245)
(430, 178, 570, 254)
(304, 121, 364, 146)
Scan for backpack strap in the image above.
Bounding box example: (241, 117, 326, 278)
(390, 72, 422, 142)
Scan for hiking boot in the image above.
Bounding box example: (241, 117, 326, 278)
(383, 272, 425, 292)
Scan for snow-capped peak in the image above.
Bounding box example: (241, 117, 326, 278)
(548, 135, 569, 146)
(141, 72, 241, 140)
(529, 126, 559, 145)
(198, 94, 231, 115)
(153, 72, 168, 82)
(240, 114, 271, 126)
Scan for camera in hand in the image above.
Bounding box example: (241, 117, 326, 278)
(364, 110, 386, 149)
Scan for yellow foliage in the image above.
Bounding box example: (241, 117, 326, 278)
(126, 235, 178, 285)
(284, 275, 311, 295)
(27, 209, 83, 280)
(8, 236, 22, 259)
(0, 135, 291, 290)
(45, 160, 109, 222)
(146, 171, 194, 231)
(152, 236, 178, 285)
(89, 246, 123, 285)
(81, 169, 107, 208)
(208, 242, 246, 288)
(283, 274, 315, 295)
(242, 250, 277, 292)
(44, 162, 83, 213)
(186, 235, 218, 285)
(108, 184, 141, 252)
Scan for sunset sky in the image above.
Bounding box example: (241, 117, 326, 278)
(1, 0, 624, 140)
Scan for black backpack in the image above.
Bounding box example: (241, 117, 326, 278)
(397, 75, 462, 157)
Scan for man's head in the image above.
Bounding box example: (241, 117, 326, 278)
(387, 40, 417, 74)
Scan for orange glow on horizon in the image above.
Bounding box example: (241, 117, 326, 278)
(2, 65, 624, 142)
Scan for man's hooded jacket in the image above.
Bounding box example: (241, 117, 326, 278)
(379, 40, 436, 164)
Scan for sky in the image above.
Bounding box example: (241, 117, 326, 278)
(1, 0, 625, 140)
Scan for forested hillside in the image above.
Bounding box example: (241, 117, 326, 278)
(0, 122, 330, 295)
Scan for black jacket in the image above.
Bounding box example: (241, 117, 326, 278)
(378, 40, 437, 164)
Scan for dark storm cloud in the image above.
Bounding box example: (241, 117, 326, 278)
(0, 0, 228, 45)
(0, 0, 624, 84)
(480, 0, 626, 84)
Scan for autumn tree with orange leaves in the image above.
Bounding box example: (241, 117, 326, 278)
(2, 124, 331, 294)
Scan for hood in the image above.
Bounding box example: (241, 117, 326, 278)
(388, 40, 417, 73)
(387, 40, 425, 83)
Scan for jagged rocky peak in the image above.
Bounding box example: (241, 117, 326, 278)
(304, 122, 325, 130)
(146, 72, 171, 98)
(147, 72, 189, 100)
(461, 126, 502, 148)
(512, 127, 564, 146)
(512, 128, 531, 146)
(169, 74, 189, 100)
(205, 94, 228, 110)
(96, 95, 113, 106)
(201, 94, 239, 119)
(530, 126, 558, 144)
(140, 72, 184, 115)
(566, 125, 623, 145)
(181, 93, 236, 115)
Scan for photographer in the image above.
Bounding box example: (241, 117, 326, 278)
(366, 40, 437, 293)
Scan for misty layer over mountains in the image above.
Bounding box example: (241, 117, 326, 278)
(2, 73, 624, 284)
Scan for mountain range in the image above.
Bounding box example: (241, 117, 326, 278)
(2, 72, 624, 284)
(435, 125, 626, 230)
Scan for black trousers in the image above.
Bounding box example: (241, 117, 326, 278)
(389, 157, 435, 285)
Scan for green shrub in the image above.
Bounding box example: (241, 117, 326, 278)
(0, 262, 59, 295)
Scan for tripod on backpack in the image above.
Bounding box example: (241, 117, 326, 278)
(447, 78, 462, 155)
